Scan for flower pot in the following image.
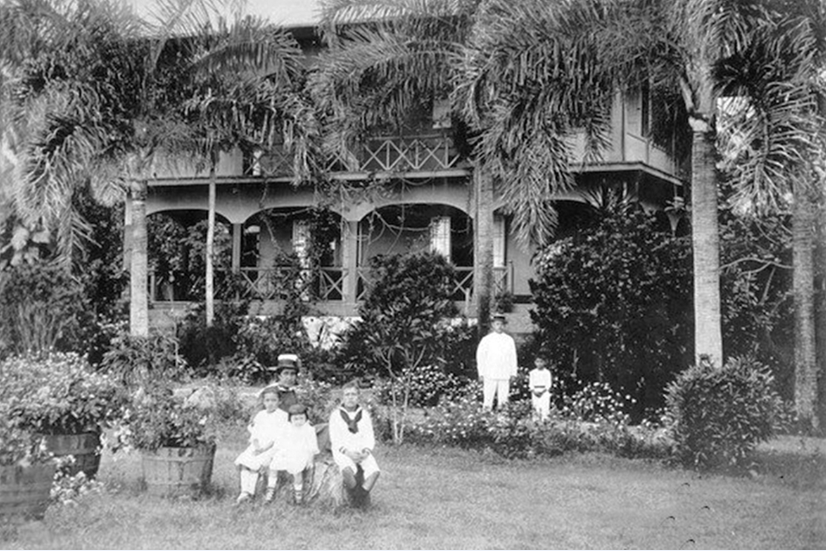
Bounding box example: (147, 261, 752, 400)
(41, 432, 101, 479)
(0, 463, 55, 522)
(140, 443, 216, 498)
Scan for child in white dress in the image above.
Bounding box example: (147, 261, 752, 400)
(266, 403, 319, 504)
(234, 386, 288, 504)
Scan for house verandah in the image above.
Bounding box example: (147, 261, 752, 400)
(127, 88, 686, 337)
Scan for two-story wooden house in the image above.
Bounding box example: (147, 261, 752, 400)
(130, 4, 686, 338)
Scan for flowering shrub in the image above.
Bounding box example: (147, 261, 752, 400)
(407, 382, 671, 460)
(664, 356, 787, 468)
(0, 353, 126, 435)
(51, 470, 105, 506)
(561, 382, 634, 425)
(116, 390, 216, 451)
(374, 364, 467, 408)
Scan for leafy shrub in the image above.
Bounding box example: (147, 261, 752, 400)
(99, 333, 186, 387)
(0, 261, 93, 357)
(530, 200, 692, 420)
(374, 364, 467, 408)
(117, 389, 216, 451)
(664, 356, 787, 468)
(212, 354, 269, 384)
(0, 413, 49, 466)
(336, 251, 460, 379)
(234, 315, 311, 378)
(0, 353, 126, 435)
(177, 301, 247, 372)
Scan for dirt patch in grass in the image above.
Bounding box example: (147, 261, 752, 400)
(3, 433, 824, 549)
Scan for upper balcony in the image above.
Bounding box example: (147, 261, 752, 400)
(147, 88, 684, 187)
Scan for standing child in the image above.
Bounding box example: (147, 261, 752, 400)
(266, 403, 319, 504)
(234, 386, 288, 504)
(329, 382, 380, 508)
(529, 356, 553, 421)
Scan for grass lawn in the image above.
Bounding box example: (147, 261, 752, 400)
(4, 430, 825, 549)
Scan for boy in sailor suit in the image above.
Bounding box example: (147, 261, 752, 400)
(529, 356, 553, 421)
(329, 382, 379, 506)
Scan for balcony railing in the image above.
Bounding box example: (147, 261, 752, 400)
(150, 263, 513, 305)
(248, 132, 464, 178)
(149, 267, 346, 303)
(356, 265, 512, 303)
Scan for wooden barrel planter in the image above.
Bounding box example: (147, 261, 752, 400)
(41, 432, 101, 479)
(140, 444, 216, 498)
(0, 463, 55, 522)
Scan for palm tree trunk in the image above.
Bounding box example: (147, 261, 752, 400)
(689, 121, 723, 366)
(130, 179, 149, 337)
(473, 167, 494, 337)
(206, 155, 216, 327)
(792, 182, 818, 432)
(816, 198, 826, 430)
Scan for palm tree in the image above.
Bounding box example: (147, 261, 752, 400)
(313, 0, 536, 335)
(181, 15, 314, 325)
(1, 0, 316, 336)
(715, 1, 826, 430)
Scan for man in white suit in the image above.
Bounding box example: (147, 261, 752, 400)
(475, 313, 518, 410)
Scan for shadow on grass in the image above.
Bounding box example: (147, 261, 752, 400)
(697, 435, 826, 489)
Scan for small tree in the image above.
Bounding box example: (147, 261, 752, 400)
(336, 251, 460, 443)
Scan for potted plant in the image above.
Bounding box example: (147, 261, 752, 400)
(120, 388, 217, 498)
(0, 413, 55, 522)
(0, 353, 125, 478)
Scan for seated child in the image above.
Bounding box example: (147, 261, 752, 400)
(266, 403, 319, 504)
(234, 386, 288, 504)
(329, 381, 380, 506)
(529, 356, 553, 421)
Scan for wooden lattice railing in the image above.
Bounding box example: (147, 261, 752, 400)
(247, 133, 464, 177)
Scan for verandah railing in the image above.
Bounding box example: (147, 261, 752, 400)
(150, 263, 513, 305)
(149, 266, 346, 303)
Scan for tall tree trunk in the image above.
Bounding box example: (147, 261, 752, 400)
(130, 179, 149, 337)
(206, 155, 216, 327)
(792, 182, 818, 432)
(815, 197, 826, 430)
(689, 118, 723, 366)
(473, 167, 494, 338)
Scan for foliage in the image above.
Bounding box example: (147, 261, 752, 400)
(294, 379, 337, 427)
(406, 383, 671, 461)
(147, 216, 235, 302)
(0, 260, 93, 357)
(718, 208, 794, 400)
(211, 354, 269, 385)
(530, 200, 692, 420)
(0, 413, 49, 467)
(177, 301, 247, 372)
(234, 313, 311, 379)
(117, 389, 216, 451)
(0, 353, 126, 435)
(334, 251, 462, 443)
(374, 364, 467, 408)
(664, 356, 788, 469)
(336, 252, 460, 378)
(99, 333, 187, 388)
